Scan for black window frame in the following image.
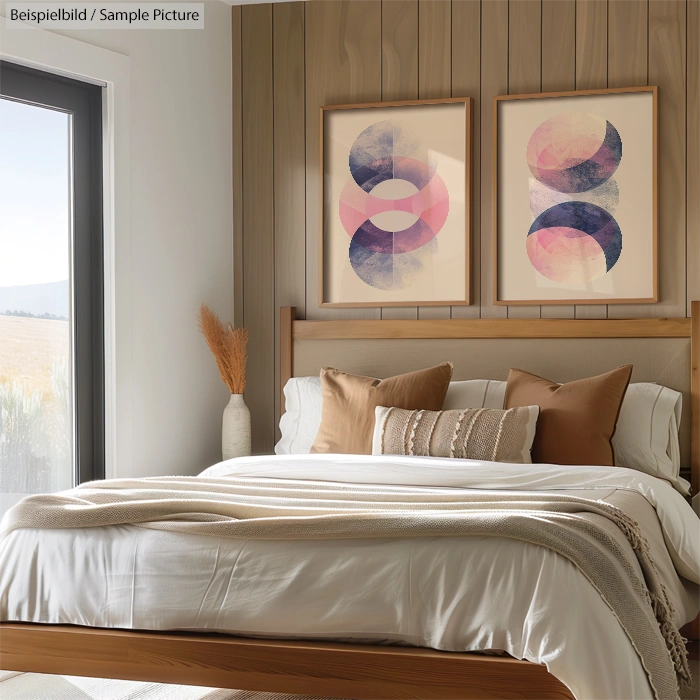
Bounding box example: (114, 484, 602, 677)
(1, 60, 105, 484)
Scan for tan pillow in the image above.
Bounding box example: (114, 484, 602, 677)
(372, 405, 540, 464)
(311, 363, 453, 455)
(504, 366, 633, 466)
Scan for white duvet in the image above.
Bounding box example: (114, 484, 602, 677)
(1, 454, 698, 700)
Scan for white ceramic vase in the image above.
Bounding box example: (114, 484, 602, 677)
(222, 393, 251, 460)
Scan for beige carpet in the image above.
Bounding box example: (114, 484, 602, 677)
(1, 656, 697, 700)
(0, 674, 338, 700)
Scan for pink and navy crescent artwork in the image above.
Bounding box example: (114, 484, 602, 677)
(339, 120, 449, 290)
(525, 112, 623, 284)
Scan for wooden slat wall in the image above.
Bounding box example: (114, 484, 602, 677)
(381, 0, 419, 321)
(232, 0, 700, 454)
(540, 0, 575, 320)
(507, 0, 541, 320)
(646, 0, 687, 320)
(689, 0, 700, 317)
(305, 0, 382, 324)
(479, 0, 508, 320)
(273, 1, 306, 439)
(451, 0, 480, 320)
(241, 4, 274, 453)
(232, 7, 244, 329)
(574, 0, 608, 320)
(417, 0, 452, 320)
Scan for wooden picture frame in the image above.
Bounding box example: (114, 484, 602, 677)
(493, 86, 658, 306)
(319, 97, 473, 308)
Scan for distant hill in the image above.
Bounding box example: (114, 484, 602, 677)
(0, 280, 69, 318)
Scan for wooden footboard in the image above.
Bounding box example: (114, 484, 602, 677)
(0, 623, 575, 699)
(681, 616, 699, 641)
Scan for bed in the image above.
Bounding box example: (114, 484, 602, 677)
(1, 304, 698, 700)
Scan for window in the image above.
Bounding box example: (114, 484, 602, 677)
(0, 60, 104, 516)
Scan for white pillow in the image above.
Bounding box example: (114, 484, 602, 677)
(275, 376, 322, 455)
(612, 383, 687, 494)
(276, 377, 687, 494)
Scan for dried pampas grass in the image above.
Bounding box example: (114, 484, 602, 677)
(197, 304, 248, 394)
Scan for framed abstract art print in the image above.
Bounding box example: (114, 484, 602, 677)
(494, 87, 657, 305)
(319, 98, 472, 308)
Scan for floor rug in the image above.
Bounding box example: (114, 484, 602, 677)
(0, 674, 337, 700)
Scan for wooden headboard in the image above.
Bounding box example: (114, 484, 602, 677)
(280, 303, 699, 496)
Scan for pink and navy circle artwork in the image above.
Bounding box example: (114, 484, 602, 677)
(339, 120, 449, 290)
(526, 112, 623, 284)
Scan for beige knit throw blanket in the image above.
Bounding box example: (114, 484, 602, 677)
(1, 475, 690, 700)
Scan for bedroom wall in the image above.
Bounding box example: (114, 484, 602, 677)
(232, 0, 699, 454)
(38, 2, 235, 476)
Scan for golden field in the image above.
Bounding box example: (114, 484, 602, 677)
(0, 315, 70, 396)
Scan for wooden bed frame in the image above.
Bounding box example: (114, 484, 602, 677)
(1, 303, 698, 699)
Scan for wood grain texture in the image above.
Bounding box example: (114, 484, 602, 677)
(541, 0, 576, 93)
(606, 0, 653, 320)
(291, 314, 691, 341)
(692, 301, 699, 498)
(608, 0, 648, 87)
(574, 305, 609, 319)
(451, 0, 481, 319)
(647, 0, 687, 318)
(608, 0, 659, 318)
(540, 0, 575, 319)
(687, 0, 699, 316)
(507, 0, 541, 320)
(273, 2, 306, 437)
(575, 0, 608, 320)
(232, 6, 244, 328)
(418, 0, 452, 320)
(418, 0, 451, 99)
(576, 0, 608, 90)
(380, 0, 419, 320)
(482, 0, 508, 319)
(242, 3, 275, 454)
(280, 306, 295, 414)
(0, 623, 575, 700)
(305, 0, 381, 321)
(680, 617, 699, 642)
(509, 0, 541, 93)
(382, 0, 418, 102)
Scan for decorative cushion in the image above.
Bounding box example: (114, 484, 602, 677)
(311, 363, 453, 455)
(504, 366, 633, 466)
(372, 405, 540, 463)
(276, 377, 505, 456)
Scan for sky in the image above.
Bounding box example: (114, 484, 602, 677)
(0, 97, 71, 288)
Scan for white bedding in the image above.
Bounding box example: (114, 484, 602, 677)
(1, 454, 698, 700)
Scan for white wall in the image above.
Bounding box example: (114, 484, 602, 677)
(2, 2, 234, 477)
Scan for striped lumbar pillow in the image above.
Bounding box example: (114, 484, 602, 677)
(372, 405, 540, 464)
